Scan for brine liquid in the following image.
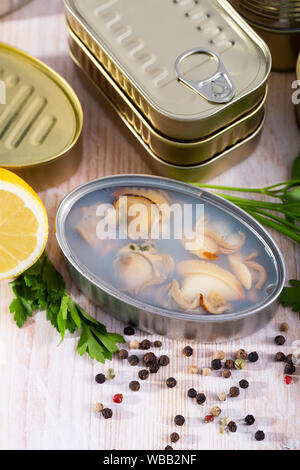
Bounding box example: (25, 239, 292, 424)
(64, 186, 279, 315)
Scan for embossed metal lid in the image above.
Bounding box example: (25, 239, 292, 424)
(0, 42, 82, 169)
(65, 0, 271, 140)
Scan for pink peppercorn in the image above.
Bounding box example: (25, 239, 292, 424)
(113, 393, 123, 403)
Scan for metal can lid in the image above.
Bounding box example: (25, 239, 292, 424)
(0, 42, 83, 169)
(65, 0, 271, 140)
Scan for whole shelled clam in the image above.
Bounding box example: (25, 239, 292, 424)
(114, 243, 174, 294)
(229, 251, 267, 290)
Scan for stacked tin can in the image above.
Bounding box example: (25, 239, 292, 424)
(65, 0, 271, 182)
(229, 0, 300, 71)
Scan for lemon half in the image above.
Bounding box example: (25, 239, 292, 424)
(0, 169, 48, 280)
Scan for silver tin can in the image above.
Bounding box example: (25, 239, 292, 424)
(56, 175, 286, 342)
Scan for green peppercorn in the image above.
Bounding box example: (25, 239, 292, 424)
(235, 358, 245, 370)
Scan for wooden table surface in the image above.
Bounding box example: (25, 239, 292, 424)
(0, 0, 300, 451)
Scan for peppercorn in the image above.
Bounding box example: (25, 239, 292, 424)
(165, 445, 173, 450)
(236, 349, 247, 360)
(187, 388, 197, 398)
(154, 340, 162, 348)
(204, 415, 214, 423)
(280, 322, 289, 332)
(95, 373, 106, 384)
(284, 375, 292, 385)
(286, 354, 295, 364)
(214, 350, 225, 360)
(188, 364, 198, 374)
(128, 355, 139, 366)
(210, 406, 221, 417)
(275, 335, 285, 346)
(170, 432, 180, 443)
(139, 339, 151, 350)
(149, 361, 160, 374)
(118, 349, 128, 360)
(220, 416, 231, 427)
(143, 352, 156, 366)
(229, 386, 240, 397)
(225, 359, 234, 369)
(248, 351, 259, 362)
(183, 346, 193, 357)
(159, 355, 170, 366)
(113, 393, 123, 404)
(94, 402, 104, 413)
(239, 379, 249, 389)
(101, 408, 113, 419)
(166, 377, 177, 388)
(222, 369, 231, 379)
(245, 414, 255, 425)
(196, 393, 206, 405)
(129, 340, 140, 349)
(284, 363, 296, 375)
(106, 368, 116, 380)
(124, 326, 135, 336)
(235, 358, 245, 370)
(255, 430, 265, 441)
(211, 359, 222, 370)
(228, 421, 237, 432)
(218, 392, 227, 402)
(202, 367, 211, 376)
(138, 369, 150, 380)
(129, 381, 140, 391)
(174, 415, 185, 426)
(275, 352, 286, 362)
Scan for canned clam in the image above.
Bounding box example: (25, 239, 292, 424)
(56, 175, 285, 342)
(0, 43, 83, 191)
(65, 0, 271, 155)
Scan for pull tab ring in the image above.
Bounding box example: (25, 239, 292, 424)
(175, 48, 235, 104)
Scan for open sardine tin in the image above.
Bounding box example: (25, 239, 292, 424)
(56, 176, 285, 342)
(65, 0, 271, 141)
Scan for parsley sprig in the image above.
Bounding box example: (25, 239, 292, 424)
(9, 253, 125, 363)
(279, 280, 300, 313)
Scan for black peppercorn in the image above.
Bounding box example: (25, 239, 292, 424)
(124, 326, 135, 336)
(228, 421, 237, 432)
(196, 393, 206, 405)
(118, 349, 128, 360)
(229, 386, 240, 397)
(149, 361, 160, 374)
(239, 379, 249, 389)
(225, 359, 234, 369)
(211, 359, 222, 370)
(245, 414, 255, 426)
(248, 351, 259, 362)
(101, 408, 113, 419)
(165, 445, 173, 450)
(95, 373, 106, 384)
(286, 354, 295, 364)
(139, 339, 151, 350)
(187, 388, 197, 398)
(174, 415, 185, 426)
(170, 432, 180, 443)
(284, 363, 296, 375)
(275, 352, 286, 362)
(166, 377, 177, 388)
(183, 346, 193, 357)
(255, 430, 265, 441)
(143, 352, 157, 366)
(129, 381, 140, 391)
(154, 341, 162, 348)
(128, 355, 139, 366)
(159, 355, 170, 366)
(138, 369, 150, 380)
(275, 335, 285, 346)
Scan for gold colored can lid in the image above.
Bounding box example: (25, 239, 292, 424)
(65, 0, 271, 140)
(0, 42, 83, 169)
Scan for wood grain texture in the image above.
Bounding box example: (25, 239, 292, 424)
(0, 0, 300, 451)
